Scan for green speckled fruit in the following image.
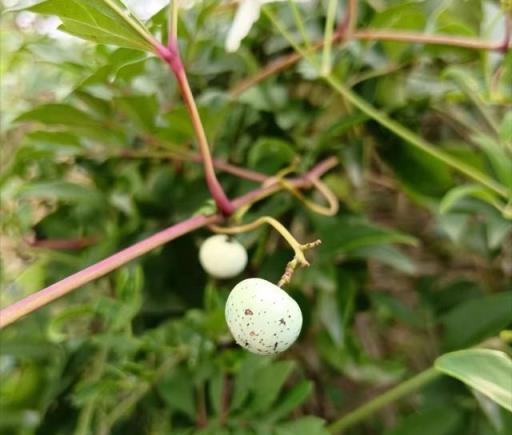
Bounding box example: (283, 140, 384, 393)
(225, 278, 303, 355)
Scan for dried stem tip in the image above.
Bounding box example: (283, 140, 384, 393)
(278, 239, 322, 288)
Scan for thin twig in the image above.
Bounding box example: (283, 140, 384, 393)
(26, 237, 98, 250)
(119, 149, 268, 183)
(352, 29, 508, 51)
(0, 158, 338, 329)
(230, 28, 507, 97)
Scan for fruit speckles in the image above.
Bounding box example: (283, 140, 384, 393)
(225, 278, 303, 355)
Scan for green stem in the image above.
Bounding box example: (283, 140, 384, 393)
(263, 7, 305, 55)
(287, 0, 311, 49)
(328, 367, 442, 434)
(323, 74, 509, 198)
(168, 0, 179, 45)
(322, 0, 338, 75)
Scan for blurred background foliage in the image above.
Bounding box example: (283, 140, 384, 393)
(0, 0, 511, 434)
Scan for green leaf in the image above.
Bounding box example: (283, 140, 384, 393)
(18, 181, 103, 204)
(314, 216, 418, 259)
(28, 0, 155, 52)
(158, 368, 196, 419)
(351, 245, 417, 275)
(247, 361, 296, 415)
(26, 131, 83, 148)
(114, 94, 158, 132)
(371, 293, 423, 328)
(208, 372, 224, 417)
(385, 405, 463, 435)
(439, 184, 504, 214)
(266, 380, 313, 422)
(500, 111, 512, 147)
(230, 355, 272, 412)
(437, 213, 470, 243)
(16, 103, 100, 129)
(472, 135, 512, 190)
(274, 416, 329, 435)
(381, 142, 454, 200)
(441, 291, 512, 350)
(47, 305, 96, 342)
(112, 265, 144, 328)
(318, 289, 344, 346)
(248, 138, 296, 174)
(435, 349, 512, 412)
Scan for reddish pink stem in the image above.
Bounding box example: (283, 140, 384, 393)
(156, 42, 235, 217)
(0, 158, 338, 329)
(1, 215, 220, 329)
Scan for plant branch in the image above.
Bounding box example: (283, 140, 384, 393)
(119, 149, 268, 183)
(155, 43, 235, 216)
(230, 29, 507, 97)
(328, 367, 442, 434)
(0, 158, 338, 329)
(352, 29, 510, 51)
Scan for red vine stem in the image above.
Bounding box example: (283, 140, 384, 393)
(156, 42, 235, 216)
(0, 157, 338, 329)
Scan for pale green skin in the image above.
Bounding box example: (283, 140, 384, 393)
(199, 235, 248, 279)
(225, 278, 303, 355)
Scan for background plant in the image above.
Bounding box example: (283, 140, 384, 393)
(1, 0, 511, 434)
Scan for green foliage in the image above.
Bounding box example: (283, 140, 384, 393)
(28, 0, 155, 52)
(436, 350, 512, 412)
(1, 1, 511, 435)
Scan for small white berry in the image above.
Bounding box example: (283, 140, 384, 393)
(199, 235, 248, 279)
(225, 278, 303, 355)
